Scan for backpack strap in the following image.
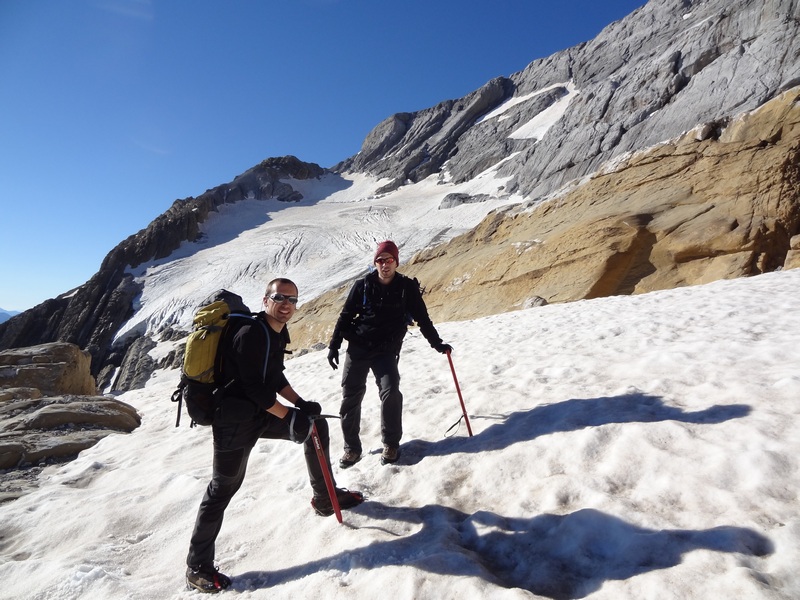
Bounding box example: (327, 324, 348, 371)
(214, 313, 272, 391)
(213, 312, 257, 384)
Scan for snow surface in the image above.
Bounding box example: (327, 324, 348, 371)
(1, 101, 799, 598)
(509, 82, 579, 141)
(116, 169, 525, 344)
(1, 267, 798, 599)
(475, 80, 579, 143)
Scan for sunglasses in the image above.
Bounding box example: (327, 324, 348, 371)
(267, 293, 298, 305)
(375, 256, 396, 265)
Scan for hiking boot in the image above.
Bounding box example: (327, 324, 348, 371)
(186, 564, 232, 593)
(311, 488, 365, 517)
(381, 444, 400, 465)
(339, 449, 362, 469)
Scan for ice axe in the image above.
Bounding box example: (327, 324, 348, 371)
(309, 416, 343, 523)
(445, 349, 473, 437)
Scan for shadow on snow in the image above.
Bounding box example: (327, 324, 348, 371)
(400, 392, 751, 465)
(234, 393, 761, 598)
(236, 502, 772, 599)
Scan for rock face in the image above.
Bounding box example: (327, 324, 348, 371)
(0, 343, 141, 502)
(335, 0, 800, 202)
(336, 77, 513, 192)
(289, 87, 800, 348)
(404, 89, 800, 319)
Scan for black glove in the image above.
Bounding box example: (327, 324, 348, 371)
(284, 407, 312, 444)
(295, 398, 322, 416)
(327, 348, 339, 370)
(434, 342, 453, 354)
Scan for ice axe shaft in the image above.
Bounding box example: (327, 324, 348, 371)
(446, 349, 473, 437)
(310, 422, 342, 523)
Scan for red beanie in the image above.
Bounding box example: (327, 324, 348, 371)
(374, 240, 399, 264)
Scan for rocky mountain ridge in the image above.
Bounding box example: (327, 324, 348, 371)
(0, 157, 323, 378)
(1, 0, 799, 391)
(336, 0, 800, 200)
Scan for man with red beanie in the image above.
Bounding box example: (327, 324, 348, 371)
(327, 240, 452, 467)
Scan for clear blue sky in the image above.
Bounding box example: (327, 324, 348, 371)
(0, 0, 645, 312)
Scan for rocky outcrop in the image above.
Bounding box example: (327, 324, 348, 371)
(110, 335, 157, 392)
(786, 234, 800, 269)
(0, 343, 97, 396)
(0, 343, 141, 502)
(336, 77, 513, 193)
(0, 395, 140, 468)
(289, 87, 800, 349)
(334, 0, 800, 204)
(0, 157, 324, 377)
(440, 193, 491, 209)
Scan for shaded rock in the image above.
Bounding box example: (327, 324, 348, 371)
(440, 193, 491, 209)
(523, 297, 549, 309)
(785, 234, 800, 270)
(112, 335, 156, 392)
(337, 78, 512, 191)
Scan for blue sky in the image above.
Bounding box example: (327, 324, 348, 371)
(0, 0, 645, 312)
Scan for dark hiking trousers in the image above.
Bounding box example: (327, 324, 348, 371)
(186, 413, 333, 567)
(339, 349, 403, 453)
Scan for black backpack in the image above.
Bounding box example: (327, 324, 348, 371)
(171, 289, 255, 427)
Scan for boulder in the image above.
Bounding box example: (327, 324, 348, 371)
(785, 234, 800, 270)
(0, 394, 141, 469)
(0, 343, 96, 396)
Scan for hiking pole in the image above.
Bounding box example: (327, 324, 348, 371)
(310, 419, 342, 523)
(446, 349, 473, 437)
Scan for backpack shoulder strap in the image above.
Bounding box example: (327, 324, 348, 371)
(361, 275, 371, 311)
(213, 312, 259, 383)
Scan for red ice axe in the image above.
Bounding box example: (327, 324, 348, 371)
(446, 349, 473, 437)
(310, 420, 342, 523)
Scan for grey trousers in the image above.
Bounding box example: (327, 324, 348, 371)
(339, 349, 403, 453)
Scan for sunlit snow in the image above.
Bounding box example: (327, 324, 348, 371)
(1, 169, 798, 600)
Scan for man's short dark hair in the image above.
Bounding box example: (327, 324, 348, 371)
(265, 278, 298, 296)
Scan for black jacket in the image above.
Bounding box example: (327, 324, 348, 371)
(217, 313, 291, 413)
(329, 271, 443, 353)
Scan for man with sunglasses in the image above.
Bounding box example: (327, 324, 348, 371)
(186, 278, 363, 593)
(327, 241, 452, 468)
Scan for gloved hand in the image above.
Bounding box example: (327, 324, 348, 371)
(284, 407, 312, 444)
(434, 342, 453, 354)
(327, 348, 339, 370)
(295, 398, 322, 416)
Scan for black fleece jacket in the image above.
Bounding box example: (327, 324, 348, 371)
(329, 271, 443, 352)
(217, 313, 291, 412)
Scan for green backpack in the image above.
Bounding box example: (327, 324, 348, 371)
(171, 290, 254, 427)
